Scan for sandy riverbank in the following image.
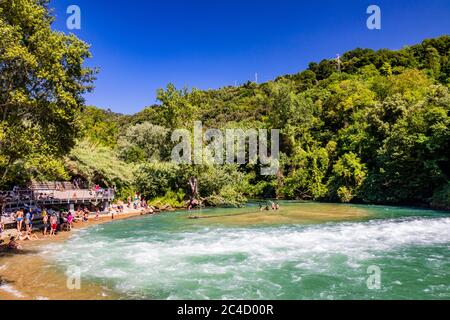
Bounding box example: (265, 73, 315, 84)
(0, 203, 371, 300)
(0, 208, 155, 300)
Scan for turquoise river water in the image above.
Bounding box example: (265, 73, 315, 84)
(45, 202, 450, 300)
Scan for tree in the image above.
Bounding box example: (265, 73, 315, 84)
(365, 85, 450, 204)
(156, 84, 198, 129)
(0, 0, 95, 187)
(380, 62, 393, 76)
(78, 107, 120, 148)
(328, 153, 367, 203)
(133, 162, 180, 199)
(281, 146, 329, 200)
(65, 140, 134, 198)
(118, 122, 170, 163)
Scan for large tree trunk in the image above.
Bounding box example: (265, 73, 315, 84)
(187, 177, 199, 210)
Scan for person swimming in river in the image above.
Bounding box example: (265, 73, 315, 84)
(259, 201, 279, 212)
(258, 202, 271, 211)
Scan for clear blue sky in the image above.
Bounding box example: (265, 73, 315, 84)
(51, 0, 450, 114)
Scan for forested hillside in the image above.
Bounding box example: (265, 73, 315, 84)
(1, 1, 449, 209)
(75, 36, 450, 209)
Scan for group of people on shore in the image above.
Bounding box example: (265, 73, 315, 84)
(127, 193, 150, 211)
(74, 207, 93, 223)
(12, 208, 65, 237)
(0, 207, 85, 252)
(1, 190, 161, 252)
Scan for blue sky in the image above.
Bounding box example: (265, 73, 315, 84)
(51, 0, 450, 114)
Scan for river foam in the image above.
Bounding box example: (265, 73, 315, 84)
(48, 215, 450, 299)
(0, 284, 25, 298)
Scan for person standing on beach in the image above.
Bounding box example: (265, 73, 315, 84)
(133, 193, 139, 210)
(49, 215, 57, 236)
(67, 212, 73, 231)
(28, 209, 34, 232)
(0, 214, 4, 240)
(24, 209, 31, 233)
(15, 209, 24, 232)
(42, 208, 47, 219)
(42, 211, 49, 236)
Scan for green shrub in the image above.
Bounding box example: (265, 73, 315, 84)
(204, 185, 247, 207)
(133, 162, 180, 199)
(148, 190, 186, 208)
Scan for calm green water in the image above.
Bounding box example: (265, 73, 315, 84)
(46, 202, 450, 300)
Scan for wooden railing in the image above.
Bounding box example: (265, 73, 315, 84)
(0, 188, 115, 206)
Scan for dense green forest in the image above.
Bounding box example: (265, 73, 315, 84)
(1, 1, 449, 209)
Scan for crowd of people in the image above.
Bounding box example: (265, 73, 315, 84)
(0, 206, 97, 252)
(126, 193, 151, 211)
(0, 191, 159, 252)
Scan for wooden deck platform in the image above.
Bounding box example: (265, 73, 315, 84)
(0, 187, 115, 225)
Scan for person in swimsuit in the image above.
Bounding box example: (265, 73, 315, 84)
(15, 209, 24, 232)
(18, 231, 39, 241)
(49, 215, 57, 236)
(42, 212, 49, 236)
(67, 212, 73, 231)
(27, 209, 34, 232)
(24, 210, 32, 233)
